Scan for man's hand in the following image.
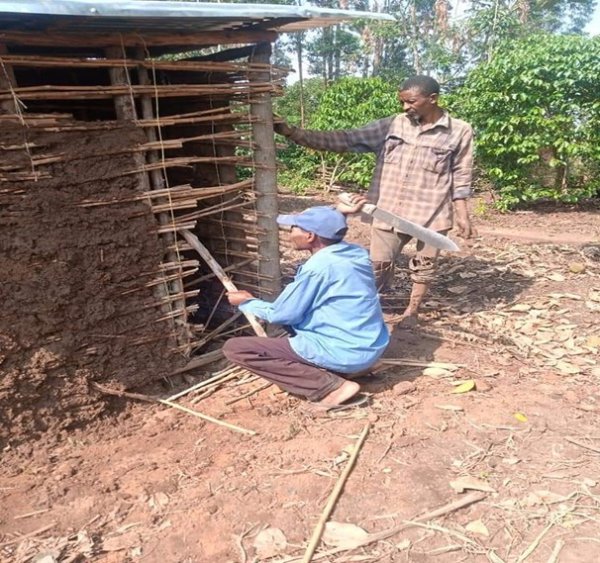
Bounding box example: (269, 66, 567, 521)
(453, 199, 477, 239)
(227, 290, 255, 307)
(337, 192, 368, 215)
(273, 118, 294, 138)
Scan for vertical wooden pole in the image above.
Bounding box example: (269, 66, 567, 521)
(105, 46, 148, 191)
(0, 44, 18, 114)
(106, 45, 190, 354)
(249, 42, 281, 300)
(133, 47, 191, 354)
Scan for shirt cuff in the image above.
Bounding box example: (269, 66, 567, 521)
(239, 299, 259, 312)
(452, 187, 472, 200)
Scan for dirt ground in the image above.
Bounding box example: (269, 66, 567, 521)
(1, 195, 599, 563)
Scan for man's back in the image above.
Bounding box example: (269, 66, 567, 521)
(289, 241, 389, 373)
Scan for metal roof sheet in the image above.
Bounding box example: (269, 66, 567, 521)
(0, 1, 394, 33)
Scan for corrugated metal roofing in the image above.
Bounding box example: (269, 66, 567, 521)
(0, 1, 394, 33)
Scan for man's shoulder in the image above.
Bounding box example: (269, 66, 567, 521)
(447, 114, 473, 133)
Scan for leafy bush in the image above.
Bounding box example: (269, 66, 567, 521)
(454, 34, 600, 209)
(276, 77, 400, 191)
(310, 77, 399, 189)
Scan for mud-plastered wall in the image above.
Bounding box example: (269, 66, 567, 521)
(0, 122, 187, 447)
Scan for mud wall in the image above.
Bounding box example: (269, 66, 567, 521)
(0, 122, 187, 447)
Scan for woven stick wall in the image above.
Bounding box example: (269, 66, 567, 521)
(0, 37, 283, 391)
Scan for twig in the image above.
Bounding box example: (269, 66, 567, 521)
(180, 229, 267, 337)
(280, 491, 486, 562)
(379, 358, 460, 370)
(301, 423, 371, 563)
(565, 437, 600, 454)
(169, 349, 225, 376)
(166, 370, 240, 401)
(425, 544, 462, 555)
(225, 382, 272, 405)
(13, 508, 50, 520)
(0, 522, 56, 547)
(547, 539, 564, 563)
(403, 520, 480, 548)
(159, 399, 256, 436)
(92, 383, 256, 436)
(516, 520, 556, 562)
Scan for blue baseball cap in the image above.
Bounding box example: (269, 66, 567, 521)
(277, 206, 348, 241)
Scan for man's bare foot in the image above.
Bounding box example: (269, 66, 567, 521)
(316, 380, 360, 408)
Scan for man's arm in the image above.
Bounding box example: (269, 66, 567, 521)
(231, 269, 321, 326)
(452, 126, 476, 238)
(275, 117, 393, 155)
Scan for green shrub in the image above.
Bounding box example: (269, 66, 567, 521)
(454, 34, 600, 210)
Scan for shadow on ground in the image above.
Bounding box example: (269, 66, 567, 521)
(358, 251, 535, 397)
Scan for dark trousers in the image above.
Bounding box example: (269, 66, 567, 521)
(222, 336, 344, 402)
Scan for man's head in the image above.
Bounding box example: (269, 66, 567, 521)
(398, 75, 441, 124)
(277, 207, 348, 251)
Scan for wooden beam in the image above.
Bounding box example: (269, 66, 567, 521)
(0, 54, 274, 74)
(249, 42, 281, 300)
(0, 30, 277, 49)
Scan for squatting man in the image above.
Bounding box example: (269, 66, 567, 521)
(223, 204, 389, 411)
(275, 75, 476, 326)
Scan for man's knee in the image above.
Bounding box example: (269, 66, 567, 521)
(409, 256, 437, 284)
(223, 337, 248, 362)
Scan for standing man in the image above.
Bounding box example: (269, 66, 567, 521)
(275, 75, 475, 326)
(223, 205, 389, 411)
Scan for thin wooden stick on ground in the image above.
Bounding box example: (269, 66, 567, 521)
(378, 358, 460, 370)
(225, 381, 272, 405)
(565, 436, 600, 454)
(167, 370, 239, 401)
(13, 508, 50, 520)
(280, 491, 486, 562)
(301, 423, 371, 563)
(0, 522, 56, 548)
(516, 519, 556, 562)
(92, 383, 256, 436)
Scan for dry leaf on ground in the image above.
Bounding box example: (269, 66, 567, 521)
(451, 380, 476, 394)
(466, 519, 489, 536)
(253, 527, 288, 559)
(423, 367, 455, 378)
(522, 490, 568, 507)
(322, 522, 369, 549)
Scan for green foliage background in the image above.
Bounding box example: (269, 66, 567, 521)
(452, 34, 600, 209)
(276, 77, 400, 192)
(275, 29, 600, 208)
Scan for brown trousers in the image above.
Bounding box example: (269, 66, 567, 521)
(222, 337, 344, 402)
(370, 226, 449, 287)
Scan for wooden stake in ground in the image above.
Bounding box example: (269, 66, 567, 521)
(180, 229, 267, 337)
(301, 423, 371, 563)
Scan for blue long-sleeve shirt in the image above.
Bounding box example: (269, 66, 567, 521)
(239, 242, 389, 373)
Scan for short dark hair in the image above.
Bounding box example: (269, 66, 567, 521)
(400, 75, 440, 96)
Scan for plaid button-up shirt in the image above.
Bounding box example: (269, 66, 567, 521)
(289, 112, 473, 232)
